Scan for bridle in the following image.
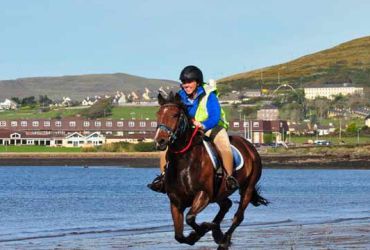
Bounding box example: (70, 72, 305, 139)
(156, 104, 189, 145)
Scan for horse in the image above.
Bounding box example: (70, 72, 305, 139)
(154, 92, 268, 250)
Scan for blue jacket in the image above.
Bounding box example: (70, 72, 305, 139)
(178, 86, 221, 131)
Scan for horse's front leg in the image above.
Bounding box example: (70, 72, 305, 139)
(170, 202, 200, 245)
(185, 191, 215, 238)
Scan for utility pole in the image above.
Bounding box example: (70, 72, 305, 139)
(243, 115, 246, 139)
(357, 129, 360, 144)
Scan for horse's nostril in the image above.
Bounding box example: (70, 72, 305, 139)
(159, 139, 166, 145)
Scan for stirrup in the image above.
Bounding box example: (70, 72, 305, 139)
(226, 175, 239, 191)
(147, 174, 166, 193)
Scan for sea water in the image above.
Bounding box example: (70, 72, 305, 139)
(0, 166, 369, 243)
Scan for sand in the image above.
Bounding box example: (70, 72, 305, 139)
(2, 218, 369, 250)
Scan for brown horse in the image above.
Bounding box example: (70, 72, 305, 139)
(154, 92, 268, 250)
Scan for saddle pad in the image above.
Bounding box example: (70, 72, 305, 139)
(202, 141, 244, 171)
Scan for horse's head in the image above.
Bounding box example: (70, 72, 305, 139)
(154, 91, 188, 150)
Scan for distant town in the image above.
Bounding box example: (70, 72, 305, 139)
(0, 82, 369, 149)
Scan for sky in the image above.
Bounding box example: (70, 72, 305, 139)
(0, 0, 370, 82)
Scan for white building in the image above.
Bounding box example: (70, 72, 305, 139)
(366, 115, 370, 127)
(0, 99, 18, 110)
(63, 132, 105, 147)
(304, 84, 364, 100)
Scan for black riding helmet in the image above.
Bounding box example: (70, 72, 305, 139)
(179, 65, 203, 84)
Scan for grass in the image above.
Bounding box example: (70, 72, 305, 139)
(0, 107, 85, 119)
(0, 145, 82, 152)
(288, 134, 370, 145)
(266, 143, 370, 157)
(218, 36, 370, 89)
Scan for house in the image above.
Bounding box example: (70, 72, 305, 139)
(365, 115, 370, 127)
(313, 124, 336, 136)
(244, 89, 262, 98)
(257, 105, 279, 121)
(304, 84, 364, 100)
(0, 129, 53, 146)
(230, 119, 288, 143)
(82, 97, 99, 106)
(0, 99, 18, 110)
(62, 132, 105, 147)
(62, 97, 72, 106)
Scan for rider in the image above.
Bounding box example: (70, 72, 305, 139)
(148, 65, 239, 193)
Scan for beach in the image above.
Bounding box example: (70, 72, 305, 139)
(2, 218, 369, 249)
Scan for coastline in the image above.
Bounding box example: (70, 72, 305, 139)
(0, 152, 369, 169)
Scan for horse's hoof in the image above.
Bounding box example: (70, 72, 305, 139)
(212, 227, 223, 244)
(218, 234, 231, 249)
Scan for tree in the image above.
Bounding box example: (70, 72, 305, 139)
(80, 97, 113, 118)
(11, 97, 21, 104)
(21, 96, 36, 107)
(38, 95, 53, 106)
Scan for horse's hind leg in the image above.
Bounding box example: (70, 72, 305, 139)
(185, 191, 214, 238)
(212, 198, 232, 244)
(218, 187, 254, 250)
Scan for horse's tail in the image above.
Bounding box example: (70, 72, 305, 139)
(251, 185, 269, 207)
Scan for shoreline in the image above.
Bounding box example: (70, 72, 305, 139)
(0, 152, 369, 169)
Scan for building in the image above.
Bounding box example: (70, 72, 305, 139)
(0, 117, 288, 146)
(0, 99, 18, 110)
(304, 84, 364, 100)
(229, 119, 288, 143)
(366, 115, 370, 127)
(244, 89, 262, 98)
(257, 105, 279, 121)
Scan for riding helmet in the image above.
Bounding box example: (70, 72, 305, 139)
(179, 65, 203, 84)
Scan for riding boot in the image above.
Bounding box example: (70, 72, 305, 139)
(147, 172, 166, 193)
(226, 175, 239, 191)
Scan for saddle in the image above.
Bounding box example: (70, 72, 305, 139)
(202, 137, 244, 194)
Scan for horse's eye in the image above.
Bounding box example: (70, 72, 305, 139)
(172, 114, 179, 118)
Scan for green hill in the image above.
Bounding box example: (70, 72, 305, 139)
(0, 73, 178, 100)
(218, 36, 370, 90)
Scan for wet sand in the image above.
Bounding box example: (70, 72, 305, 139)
(2, 218, 369, 249)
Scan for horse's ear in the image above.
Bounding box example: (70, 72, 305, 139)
(168, 91, 174, 102)
(174, 93, 182, 105)
(158, 93, 166, 106)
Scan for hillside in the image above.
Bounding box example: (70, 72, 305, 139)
(218, 36, 370, 90)
(0, 73, 178, 100)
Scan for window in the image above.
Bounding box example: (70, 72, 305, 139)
(21, 121, 27, 127)
(11, 133, 20, 138)
(243, 122, 249, 127)
(128, 121, 135, 127)
(83, 121, 90, 127)
(55, 121, 62, 127)
(0, 121, 6, 127)
(253, 122, 259, 127)
(233, 122, 239, 128)
(117, 121, 123, 127)
(139, 121, 146, 127)
(106, 121, 112, 127)
(32, 121, 39, 127)
(44, 121, 50, 127)
(11, 121, 17, 127)
(69, 121, 76, 127)
(151, 121, 157, 127)
(95, 121, 101, 127)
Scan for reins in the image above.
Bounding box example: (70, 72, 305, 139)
(171, 125, 200, 154)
